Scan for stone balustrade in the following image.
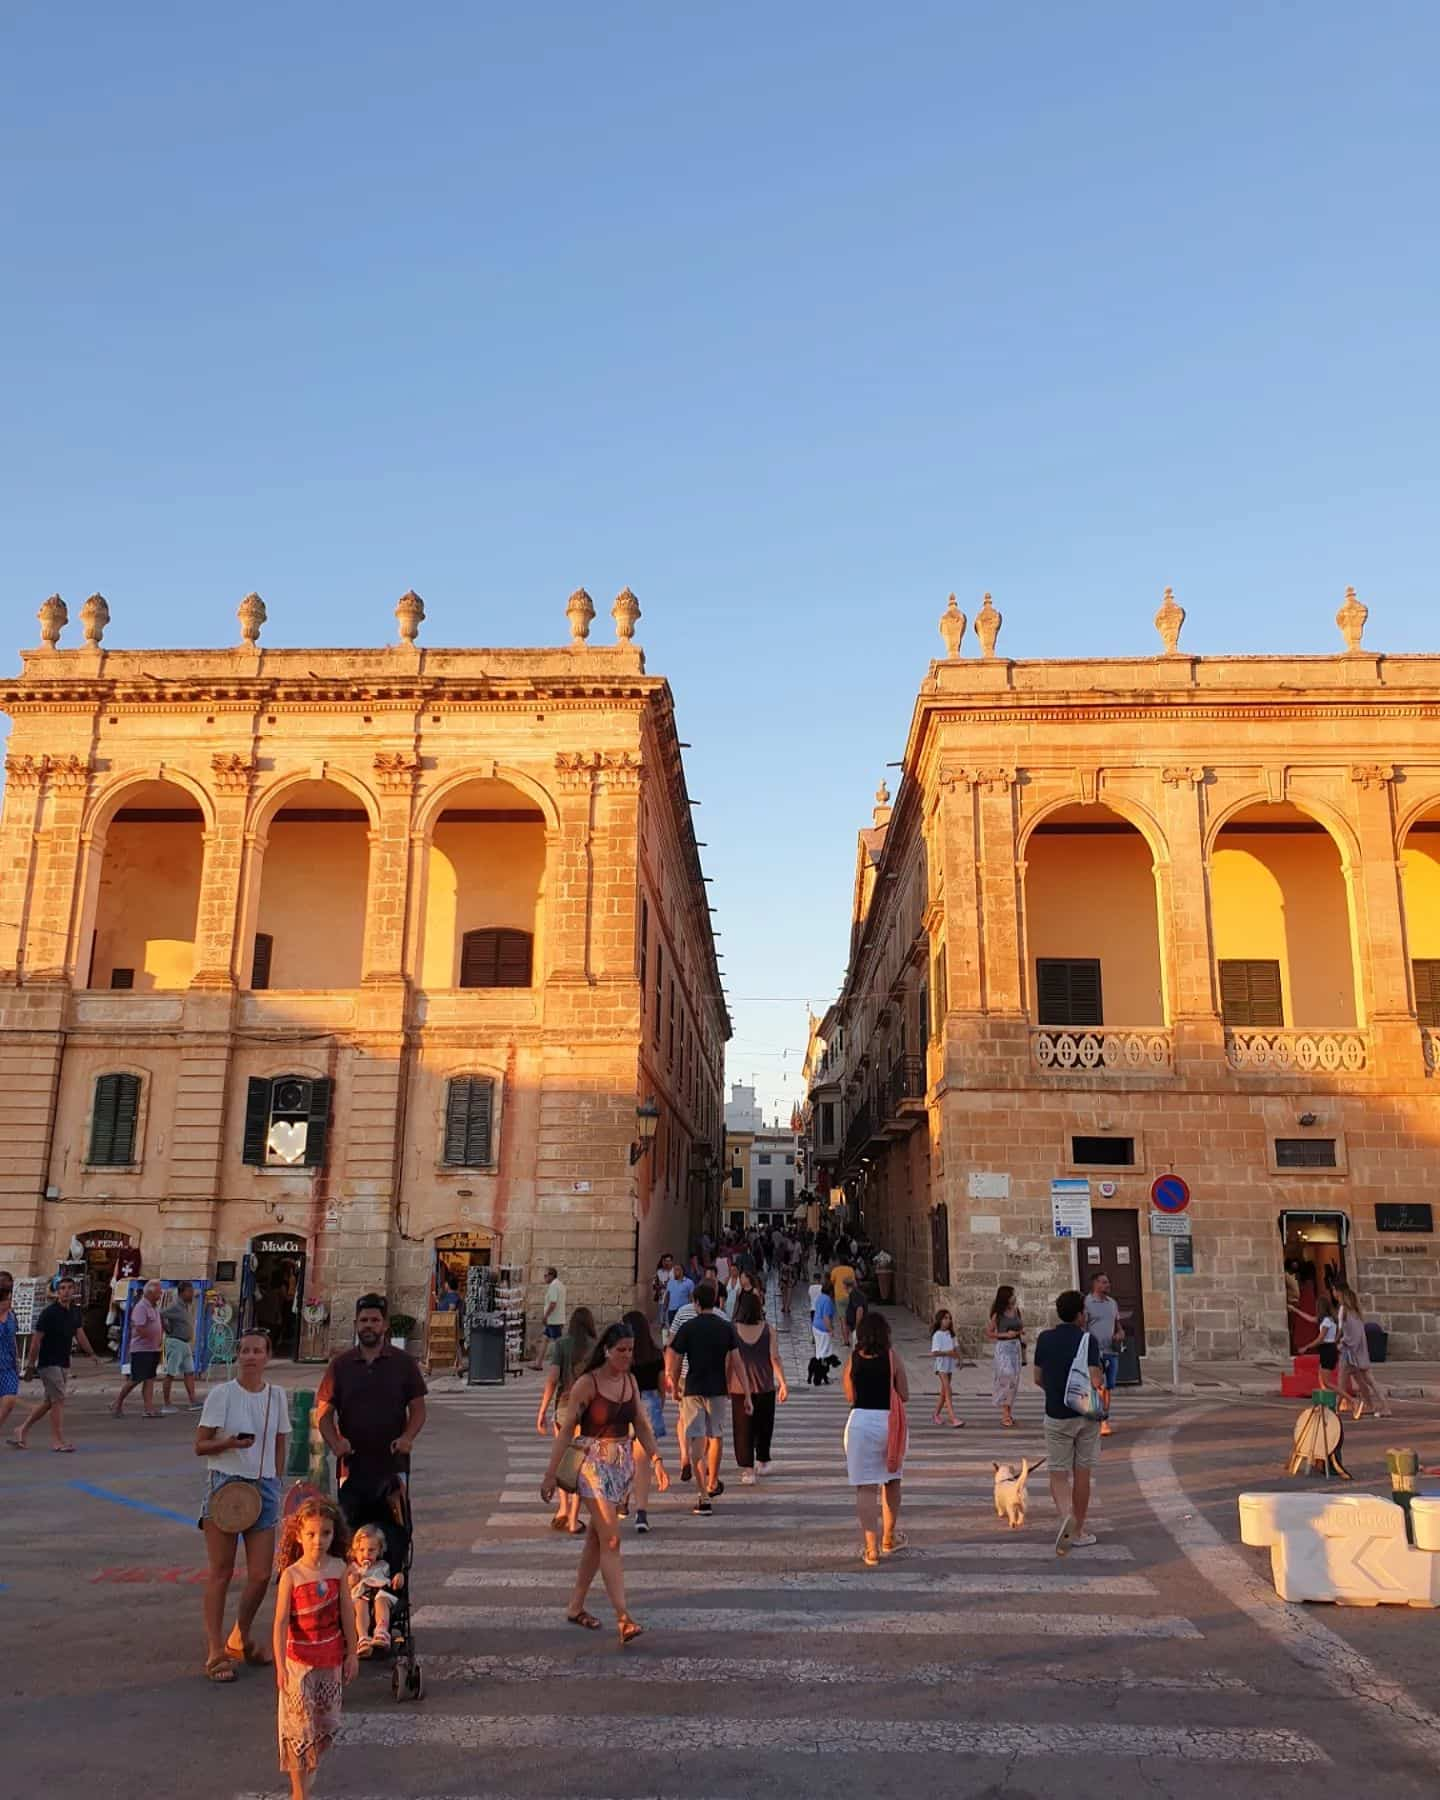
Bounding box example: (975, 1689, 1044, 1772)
(1029, 1027, 1174, 1074)
(1224, 1028, 1368, 1073)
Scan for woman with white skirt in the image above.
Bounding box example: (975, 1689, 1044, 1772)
(843, 1312, 909, 1567)
(986, 1285, 1025, 1429)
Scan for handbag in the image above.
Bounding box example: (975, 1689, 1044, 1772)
(553, 1439, 587, 1494)
(1063, 1331, 1110, 1421)
(884, 1352, 908, 1474)
(209, 1386, 273, 1533)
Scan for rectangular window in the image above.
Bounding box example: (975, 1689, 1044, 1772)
(639, 896, 649, 989)
(1072, 1136, 1136, 1167)
(931, 946, 949, 1039)
(110, 968, 135, 990)
(757, 1178, 772, 1204)
(667, 980, 676, 1066)
(1414, 959, 1440, 1026)
(1036, 958, 1103, 1026)
(730, 1166, 743, 1189)
(1275, 1137, 1338, 1169)
(820, 1101, 835, 1144)
(930, 1202, 951, 1286)
(654, 944, 664, 1041)
(443, 1076, 495, 1167)
(241, 1075, 332, 1169)
(785, 1178, 795, 1204)
(250, 933, 274, 991)
(758, 1153, 771, 1165)
(459, 928, 533, 988)
(1219, 959, 1283, 1027)
(88, 1073, 141, 1166)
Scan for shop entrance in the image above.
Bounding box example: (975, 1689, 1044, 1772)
(434, 1229, 493, 1307)
(71, 1230, 138, 1356)
(1281, 1211, 1348, 1353)
(1075, 1209, 1147, 1354)
(242, 1232, 307, 1359)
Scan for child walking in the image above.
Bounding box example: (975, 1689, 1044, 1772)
(273, 1496, 359, 1800)
(930, 1308, 963, 1428)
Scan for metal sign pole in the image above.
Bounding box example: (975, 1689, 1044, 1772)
(1169, 1235, 1181, 1391)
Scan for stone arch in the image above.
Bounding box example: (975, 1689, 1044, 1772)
(79, 774, 208, 989)
(1204, 791, 1361, 871)
(248, 766, 381, 838)
(1018, 790, 1172, 868)
(243, 773, 376, 989)
(84, 766, 216, 839)
(413, 764, 561, 839)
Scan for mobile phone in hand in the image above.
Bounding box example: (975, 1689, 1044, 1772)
(235, 1432, 256, 1446)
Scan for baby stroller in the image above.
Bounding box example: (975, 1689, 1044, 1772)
(337, 1467, 424, 1702)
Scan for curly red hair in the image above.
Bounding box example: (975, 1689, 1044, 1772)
(277, 1494, 350, 1569)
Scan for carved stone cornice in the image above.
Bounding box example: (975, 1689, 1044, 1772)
(1350, 763, 1395, 791)
(554, 750, 600, 792)
(210, 752, 257, 795)
(4, 754, 45, 788)
(599, 750, 645, 791)
(936, 765, 1017, 793)
(1161, 766, 1207, 787)
(45, 754, 91, 793)
(372, 751, 421, 795)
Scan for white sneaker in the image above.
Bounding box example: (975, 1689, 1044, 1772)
(740, 1469, 756, 1485)
(755, 1461, 771, 1475)
(1071, 1532, 1098, 1549)
(1055, 1514, 1077, 1557)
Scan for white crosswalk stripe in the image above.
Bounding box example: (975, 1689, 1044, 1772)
(254, 1287, 1329, 1794)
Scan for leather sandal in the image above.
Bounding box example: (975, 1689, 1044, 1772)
(618, 1615, 644, 1646)
(566, 1609, 601, 1630)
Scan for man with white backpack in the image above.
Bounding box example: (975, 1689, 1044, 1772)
(1032, 1290, 1107, 1556)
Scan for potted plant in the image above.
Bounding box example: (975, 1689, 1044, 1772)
(873, 1251, 895, 1303)
(388, 1312, 417, 1350)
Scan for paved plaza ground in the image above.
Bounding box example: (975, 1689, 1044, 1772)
(5, 1301, 1440, 1800)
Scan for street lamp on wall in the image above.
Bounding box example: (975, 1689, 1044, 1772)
(629, 1096, 661, 1166)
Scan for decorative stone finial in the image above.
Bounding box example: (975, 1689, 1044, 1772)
(1154, 586, 1185, 655)
(873, 779, 893, 827)
(938, 593, 966, 658)
(37, 594, 68, 649)
(565, 587, 595, 646)
(974, 592, 1002, 659)
(80, 592, 110, 647)
(237, 592, 267, 646)
(1336, 585, 1368, 654)
(395, 589, 425, 644)
(612, 586, 641, 643)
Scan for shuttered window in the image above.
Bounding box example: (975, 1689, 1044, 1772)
(1036, 958, 1103, 1026)
(931, 946, 948, 1040)
(110, 968, 135, 990)
(1218, 959, 1284, 1027)
(459, 928, 533, 989)
(241, 1074, 332, 1168)
(89, 1073, 141, 1166)
(1414, 960, 1440, 1027)
(1275, 1137, 1338, 1168)
(930, 1202, 951, 1286)
(443, 1076, 495, 1167)
(250, 933, 274, 990)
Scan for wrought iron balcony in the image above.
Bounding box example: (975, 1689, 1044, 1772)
(884, 1055, 926, 1122)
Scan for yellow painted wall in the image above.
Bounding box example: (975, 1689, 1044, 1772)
(91, 821, 203, 989)
(1211, 832, 1356, 1024)
(1401, 837, 1440, 958)
(1026, 832, 1164, 1024)
(254, 821, 369, 988)
(422, 821, 546, 988)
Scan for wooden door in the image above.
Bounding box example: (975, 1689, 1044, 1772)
(1076, 1209, 1146, 1354)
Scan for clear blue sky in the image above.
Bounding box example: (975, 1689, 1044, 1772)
(5, 3, 1438, 1120)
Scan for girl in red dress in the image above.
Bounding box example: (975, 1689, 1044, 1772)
(273, 1497, 359, 1799)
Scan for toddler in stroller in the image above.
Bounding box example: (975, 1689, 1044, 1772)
(336, 1470, 423, 1701)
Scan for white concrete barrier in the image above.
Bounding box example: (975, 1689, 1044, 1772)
(1410, 1496, 1440, 1553)
(1238, 1489, 1440, 1607)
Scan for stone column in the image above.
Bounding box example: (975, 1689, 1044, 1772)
(1158, 766, 1225, 1073)
(975, 769, 1024, 1014)
(548, 754, 599, 985)
(0, 755, 45, 980)
(362, 754, 420, 986)
(190, 754, 255, 988)
(934, 768, 981, 1014)
(23, 755, 92, 983)
(1346, 766, 1420, 1078)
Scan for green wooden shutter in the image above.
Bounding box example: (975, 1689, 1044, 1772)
(443, 1077, 494, 1166)
(1219, 959, 1283, 1027)
(494, 930, 532, 987)
(302, 1077, 332, 1168)
(1037, 958, 1103, 1026)
(250, 933, 274, 990)
(241, 1077, 271, 1165)
(89, 1073, 141, 1165)
(1414, 960, 1440, 1026)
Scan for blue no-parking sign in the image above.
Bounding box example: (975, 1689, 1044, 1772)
(1150, 1174, 1190, 1215)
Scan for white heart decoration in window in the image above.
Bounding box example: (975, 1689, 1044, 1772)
(267, 1120, 308, 1165)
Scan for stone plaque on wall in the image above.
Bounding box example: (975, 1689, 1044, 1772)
(968, 1172, 1010, 1201)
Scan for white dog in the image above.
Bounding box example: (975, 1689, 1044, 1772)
(992, 1457, 1044, 1529)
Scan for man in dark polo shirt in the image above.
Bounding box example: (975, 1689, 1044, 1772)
(317, 1294, 428, 1510)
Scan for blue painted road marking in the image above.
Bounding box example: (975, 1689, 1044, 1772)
(68, 1480, 193, 1524)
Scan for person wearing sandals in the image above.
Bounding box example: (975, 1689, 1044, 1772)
(535, 1306, 596, 1534)
(929, 1309, 963, 1428)
(12, 1275, 100, 1452)
(113, 1278, 166, 1419)
(987, 1286, 1025, 1429)
(0, 1276, 19, 1440)
(843, 1311, 909, 1567)
(540, 1320, 669, 1646)
(622, 1308, 668, 1532)
(196, 1324, 289, 1684)
(1335, 1284, 1388, 1419)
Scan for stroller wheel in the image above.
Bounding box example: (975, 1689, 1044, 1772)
(392, 1658, 424, 1702)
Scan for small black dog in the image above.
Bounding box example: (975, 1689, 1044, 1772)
(807, 1353, 842, 1386)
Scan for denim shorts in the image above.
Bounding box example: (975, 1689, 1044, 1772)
(1100, 1351, 1120, 1392)
(641, 1388, 666, 1439)
(200, 1472, 283, 1536)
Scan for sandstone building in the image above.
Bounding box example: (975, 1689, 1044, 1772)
(806, 589, 1440, 1362)
(0, 588, 727, 1355)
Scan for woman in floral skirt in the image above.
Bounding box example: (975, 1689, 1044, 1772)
(541, 1321, 670, 1645)
(987, 1285, 1025, 1429)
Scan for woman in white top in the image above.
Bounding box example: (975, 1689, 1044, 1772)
(1335, 1284, 1388, 1419)
(1297, 1297, 1340, 1394)
(929, 1308, 962, 1428)
(195, 1324, 289, 1683)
